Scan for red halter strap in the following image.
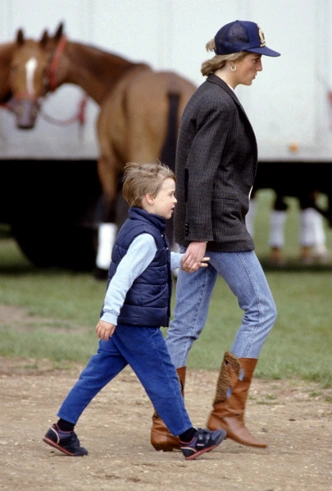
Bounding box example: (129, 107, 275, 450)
(47, 35, 67, 92)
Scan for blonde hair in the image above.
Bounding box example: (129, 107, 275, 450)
(201, 38, 248, 76)
(122, 161, 175, 208)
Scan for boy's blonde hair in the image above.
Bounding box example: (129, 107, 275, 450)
(201, 38, 248, 76)
(122, 161, 175, 208)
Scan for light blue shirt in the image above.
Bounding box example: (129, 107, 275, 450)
(101, 233, 183, 325)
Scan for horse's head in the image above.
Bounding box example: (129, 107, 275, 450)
(7, 23, 65, 129)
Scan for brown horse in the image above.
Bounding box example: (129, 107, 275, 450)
(5, 22, 196, 275)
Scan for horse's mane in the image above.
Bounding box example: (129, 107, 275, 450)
(0, 42, 16, 62)
(0, 42, 16, 101)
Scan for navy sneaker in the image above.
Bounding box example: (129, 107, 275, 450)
(43, 424, 88, 456)
(180, 428, 226, 460)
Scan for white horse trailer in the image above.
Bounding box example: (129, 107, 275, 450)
(1, 0, 332, 268)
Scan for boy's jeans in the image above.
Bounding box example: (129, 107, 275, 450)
(58, 325, 192, 436)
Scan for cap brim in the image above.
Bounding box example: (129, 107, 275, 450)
(247, 46, 280, 57)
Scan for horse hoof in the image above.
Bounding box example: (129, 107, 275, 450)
(94, 268, 108, 281)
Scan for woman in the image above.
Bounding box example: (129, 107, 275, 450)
(151, 20, 280, 451)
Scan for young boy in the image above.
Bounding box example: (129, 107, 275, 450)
(43, 161, 226, 461)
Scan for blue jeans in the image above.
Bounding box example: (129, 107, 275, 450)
(58, 325, 192, 436)
(166, 250, 277, 367)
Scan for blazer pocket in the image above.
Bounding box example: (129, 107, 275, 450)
(211, 197, 244, 238)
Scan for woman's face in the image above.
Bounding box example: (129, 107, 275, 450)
(234, 53, 263, 86)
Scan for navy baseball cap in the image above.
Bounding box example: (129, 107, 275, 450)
(214, 20, 280, 57)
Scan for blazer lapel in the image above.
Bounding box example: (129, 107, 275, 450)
(207, 74, 258, 161)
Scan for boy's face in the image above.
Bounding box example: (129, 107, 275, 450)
(147, 178, 177, 219)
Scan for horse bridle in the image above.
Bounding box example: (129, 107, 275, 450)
(0, 33, 87, 128)
(42, 35, 88, 127)
(46, 35, 67, 92)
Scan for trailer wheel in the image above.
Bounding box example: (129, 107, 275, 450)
(6, 159, 102, 271)
(11, 220, 98, 270)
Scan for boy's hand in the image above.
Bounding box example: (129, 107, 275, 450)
(96, 320, 116, 340)
(199, 256, 210, 267)
(181, 256, 210, 272)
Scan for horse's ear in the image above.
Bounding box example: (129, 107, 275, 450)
(40, 29, 49, 47)
(16, 29, 25, 45)
(54, 22, 64, 40)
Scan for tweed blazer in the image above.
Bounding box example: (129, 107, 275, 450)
(174, 73, 257, 252)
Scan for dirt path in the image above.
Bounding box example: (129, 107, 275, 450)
(1, 356, 331, 491)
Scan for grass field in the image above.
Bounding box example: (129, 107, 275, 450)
(1, 190, 332, 387)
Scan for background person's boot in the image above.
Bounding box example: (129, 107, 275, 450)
(150, 366, 186, 451)
(207, 352, 267, 448)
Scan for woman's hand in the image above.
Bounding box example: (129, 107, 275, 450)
(181, 242, 209, 272)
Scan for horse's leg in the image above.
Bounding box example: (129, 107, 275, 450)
(246, 191, 257, 237)
(311, 213, 328, 261)
(268, 194, 288, 265)
(95, 154, 121, 279)
(299, 193, 328, 264)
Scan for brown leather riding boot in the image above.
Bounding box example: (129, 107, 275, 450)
(150, 366, 186, 451)
(207, 352, 267, 448)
